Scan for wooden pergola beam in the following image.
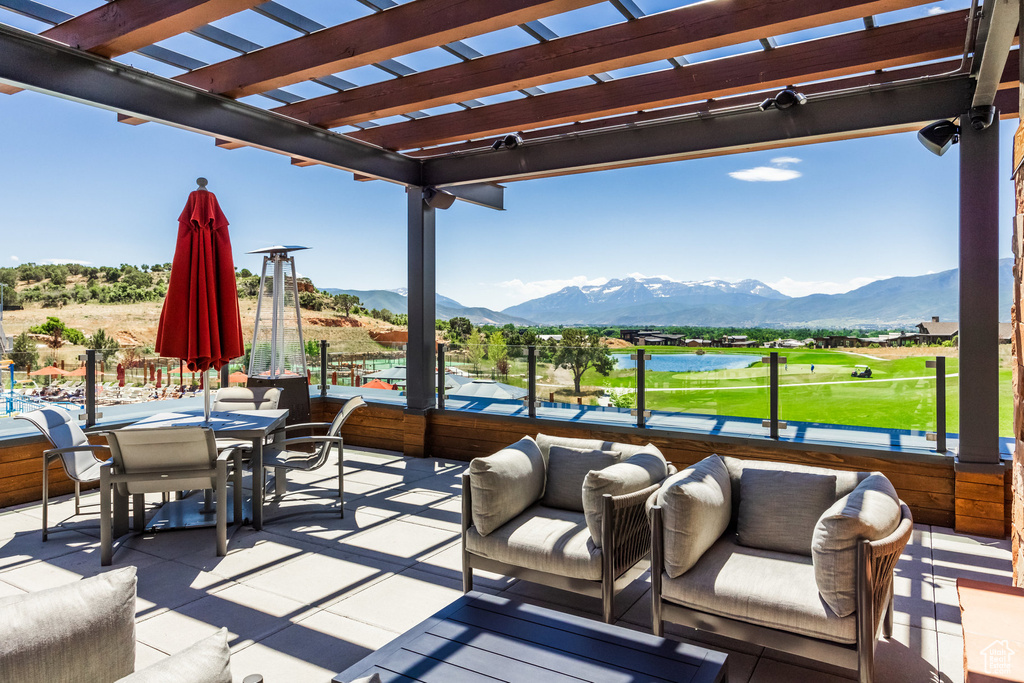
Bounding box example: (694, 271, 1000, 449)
(349, 10, 971, 151)
(174, 0, 605, 99)
(407, 51, 1019, 159)
(274, 0, 933, 129)
(41, 0, 262, 58)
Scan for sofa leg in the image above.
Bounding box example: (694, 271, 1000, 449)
(883, 590, 894, 639)
(462, 565, 473, 593)
(602, 579, 615, 624)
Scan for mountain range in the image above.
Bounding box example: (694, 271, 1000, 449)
(324, 259, 1012, 328)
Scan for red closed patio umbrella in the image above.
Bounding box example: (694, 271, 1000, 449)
(155, 178, 244, 420)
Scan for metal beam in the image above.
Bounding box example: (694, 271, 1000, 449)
(970, 0, 1018, 108)
(422, 76, 977, 186)
(0, 23, 421, 185)
(406, 187, 437, 413)
(957, 114, 1001, 463)
(444, 183, 505, 210)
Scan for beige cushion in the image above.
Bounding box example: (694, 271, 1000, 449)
(542, 445, 620, 512)
(813, 473, 902, 617)
(465, 504, 602, 581)
(116, 629, 231, 683)
(737, 468, 837, 556)
(470, 437, 545, 536)
(661, 535, 856, 644)
(535, 433, 662, 463)
(653, 454, 732, 578)
(0, 566, 137, 683)
(583, 450, 668, 546)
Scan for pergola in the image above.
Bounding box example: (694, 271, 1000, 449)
(0, 0, 1018, 470)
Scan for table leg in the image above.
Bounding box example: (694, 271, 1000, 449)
(113, 487, 129, 539)
(252, 436, 263, 530)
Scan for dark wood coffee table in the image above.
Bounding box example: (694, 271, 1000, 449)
(333, 591, 727, 683)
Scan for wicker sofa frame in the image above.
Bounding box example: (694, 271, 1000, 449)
(649, 501, 913, 683)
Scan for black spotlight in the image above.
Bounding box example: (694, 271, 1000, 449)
(758, 88, 807, 111)
(423, 187, 456, 210)
(491, 133, 524, 150)
(917, 120, 960, 156)
(968, 105, 996, 131)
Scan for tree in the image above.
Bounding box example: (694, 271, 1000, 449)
(488, 330, 509, 378)
(29, 316, 85, 348)
(87, 328, 120, 361)
(448, 316, 472, 343)
(335, 293, 360, 317)
(554, 328, 614, 394)
(466, 329, 486, 375)
(49, 266, 68, 286)
(9, 332, 38, 370)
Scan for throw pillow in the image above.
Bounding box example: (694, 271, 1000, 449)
(0, 566, 136, 683)
(583, 450, 669, 546)
(737, 468, 837, 556)
(812, 473, 902, 617)
(116, 629, 231, 683)
(652, 455, 732, 578)
(470, 436, 545, 536)
(541, 445, 620, 512)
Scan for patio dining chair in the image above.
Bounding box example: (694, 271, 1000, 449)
(16, 406, 110, 541)
(100, 426, 233, 565)
(263, 396, 366, 518)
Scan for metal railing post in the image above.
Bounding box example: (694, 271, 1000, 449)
(761, 352, 784, 439)
(927, 357, 947, 452)
(84, 349, 96, 428)
(437, 342, 446, 410)
(319, 340, 328, 398)
(528, 345, 537, 418)
(220, 364, 229, 390)
(632, 347, 651, 429)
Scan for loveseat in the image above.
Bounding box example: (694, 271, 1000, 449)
(648, 455, 912, 683)
(462, 433, 674, 622)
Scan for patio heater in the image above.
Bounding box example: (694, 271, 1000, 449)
(246, 245, 311, 425)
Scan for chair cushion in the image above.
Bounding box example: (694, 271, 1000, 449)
(0, 566, 137, 683)
(813, 473, 902, 617)
(583, 449, 668, 546)
(661, 535, 856, 644)
(465, 504, 602, 581)
(653, 455, 732, 578)
(470, 437, 545, 536)
(535, 433, 661, 463)
(116, 629, 231, 683)
(737, 468, 837, 556)
(542, 445, 620, 512)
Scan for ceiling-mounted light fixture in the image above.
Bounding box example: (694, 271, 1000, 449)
(917, 120, 960, 156)
(491, 133, 524, 150)
(758, 88, 808, 112)
(423, 187, 456, 210)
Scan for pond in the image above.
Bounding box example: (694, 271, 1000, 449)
(612, 352, 760, 373)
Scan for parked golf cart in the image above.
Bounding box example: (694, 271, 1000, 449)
(851, 364, 872, 378)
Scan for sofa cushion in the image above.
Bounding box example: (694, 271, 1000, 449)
(583, 450, 668, 546)
(542, 445, 621, 512)
(653, 454, 732, 578)
(465, 504, 602, 581)
(813, 473, 902, 617)
(535, 434, 661, 463)
(737, 468, 837, 556)
(116, 629, 231, 683)
(0, 566, 137, 683)
(470, 436, 545, 536)
(661, 535, 856, 644)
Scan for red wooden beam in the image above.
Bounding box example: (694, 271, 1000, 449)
(175, 0, 606, 99)
(349, 10, 971, 151)
(275, 0, 934, 129)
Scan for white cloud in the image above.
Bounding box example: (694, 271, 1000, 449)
(927, 6, 947, 15)
(770, 156, 802, 165)
(729, 166, 802, 182)
(9, 256, 18, 262)
(41, 258, 91, 265)
(497, 275, 608, 300)
(767, 276, 885, 297)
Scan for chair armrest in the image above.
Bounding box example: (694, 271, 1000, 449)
(281, 422, 332, 433)
(268, 436, 342, 450)
(862, 503, 913, 637)
(461, 472, 473, 534)
(43, 444, 111, 463)
(602, 482, 663, 579)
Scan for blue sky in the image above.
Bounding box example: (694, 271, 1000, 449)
(0, 0, 1014, 312)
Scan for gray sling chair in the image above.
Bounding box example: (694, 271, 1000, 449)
(16, 406, 111, 540)
(100, 426, 233, 565)
(262, 396, 366, 518)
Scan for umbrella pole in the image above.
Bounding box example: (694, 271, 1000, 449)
(204, 369, 211, 422)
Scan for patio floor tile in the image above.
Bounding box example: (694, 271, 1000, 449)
(339, 518, 459, 567)
(326, 567, 464, 633)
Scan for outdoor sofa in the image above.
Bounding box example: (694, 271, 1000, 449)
(648, 455, 912, 683)
(462, 433, 674, 622)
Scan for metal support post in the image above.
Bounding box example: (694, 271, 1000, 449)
(762, 352, 783, 439)
(528, 345, 537, 419)
(957, 113, 1000, 463)
(926, 357, 947, 453)
(437, 343, 446, 410)
(84, 349, 96, 428)
(406, 187, 437, 413)
(319, 340, 328, 398)
(632, 348, 650, 429)
(220, 364, 229, 391)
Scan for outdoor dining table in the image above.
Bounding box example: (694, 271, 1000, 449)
(114, 407, 288, 534)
